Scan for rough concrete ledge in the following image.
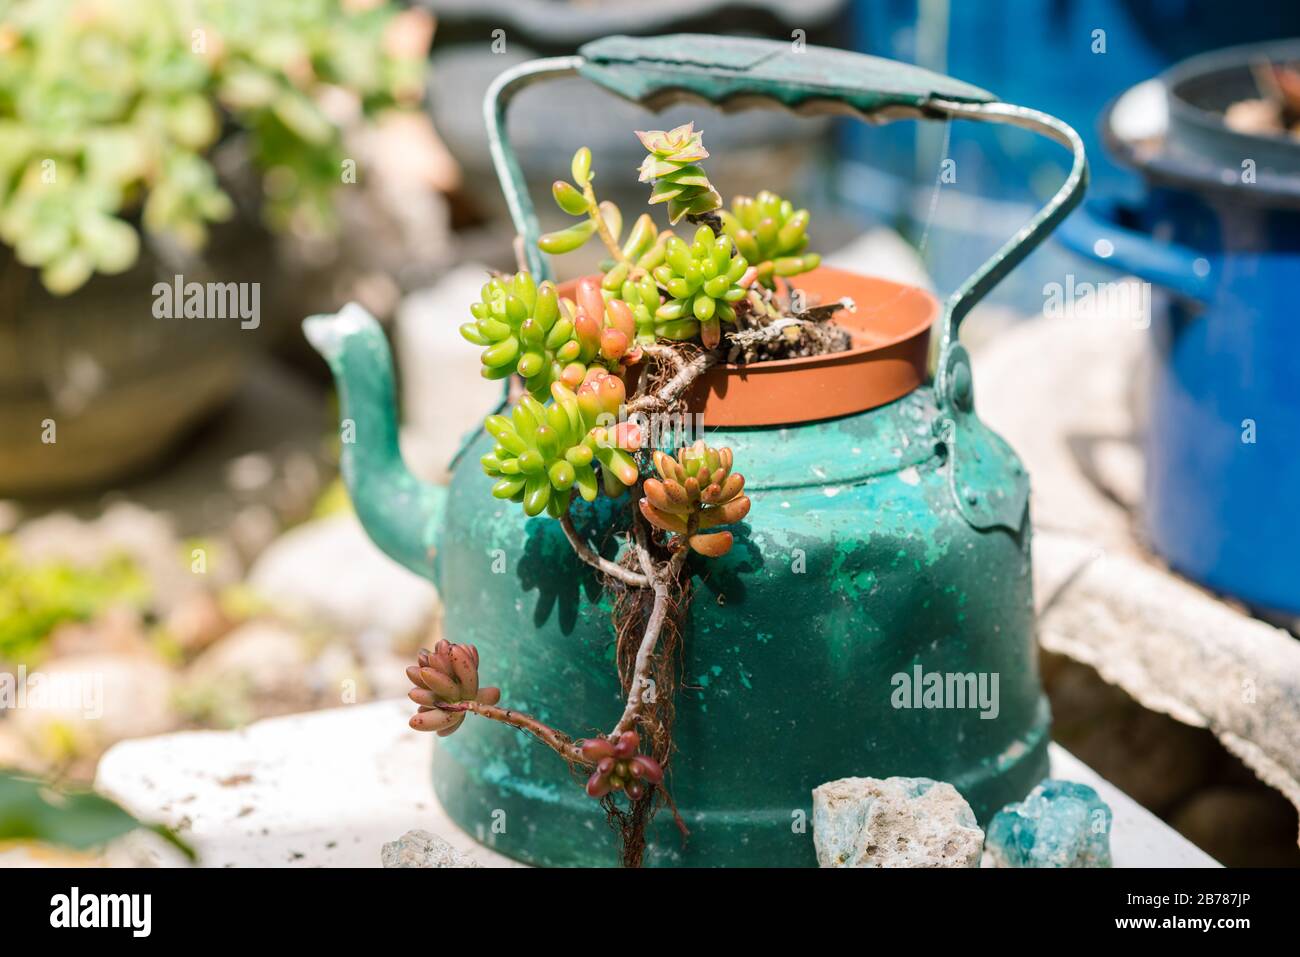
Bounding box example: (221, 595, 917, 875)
(1035, 529, 1300, 841)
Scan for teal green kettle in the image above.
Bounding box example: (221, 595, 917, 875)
(305, 35, 1087, 866)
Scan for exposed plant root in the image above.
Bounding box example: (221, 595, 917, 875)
(560, 512, 651, 588)
(725, 314, 852, 363)
(724, 283, 854, 363)
(628, 347, 717, 415)
(595, 502, 694, 866)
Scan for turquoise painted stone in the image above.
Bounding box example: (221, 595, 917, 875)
(984, 779, 1113, 868)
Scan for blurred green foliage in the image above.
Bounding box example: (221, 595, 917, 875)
(0, 770, 195, 859)
(0, 0, 430, 294)
(0, 538, 149, 664)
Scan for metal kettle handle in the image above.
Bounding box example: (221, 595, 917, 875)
(485, 34, 1088, 411)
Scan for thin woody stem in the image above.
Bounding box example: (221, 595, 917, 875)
(560, 513, 651, 588)
(611, 574, 669, 738)
(610, 514, 688, 738)
(627, 350, 719, 414)
(640, 342, 686, 375)
(583, 182, 629, 266)
(436, 700, 585, 763)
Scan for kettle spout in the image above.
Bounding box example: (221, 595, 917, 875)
(303, 303, 447, 582)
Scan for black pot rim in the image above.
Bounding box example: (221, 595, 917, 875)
(1102, 109, 1300, 209)
(1162, 39, 1300, 149)
(1104, 54, 1300, 209)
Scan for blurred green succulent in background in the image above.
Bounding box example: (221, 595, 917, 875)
(0, 0, 431, 294)
(0, 538, 149, 664)
(538, 145, 636, 262)
(720, 191, 820, 288)
(0, 770, 195, 860)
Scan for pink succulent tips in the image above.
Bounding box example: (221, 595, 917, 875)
(578, 731, 664, 800)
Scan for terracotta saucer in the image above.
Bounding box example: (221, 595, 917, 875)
(558, 266, 937, 427)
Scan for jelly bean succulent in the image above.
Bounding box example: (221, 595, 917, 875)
(579, 732, 664, 800)
(641, 442, 751, 557)
(652, 225, 755, 348)
(721, 190, 821, 288)
(406, 641, 501, 736)
(538, 147, 622, 256)
(0, 0, 431, 294)
(460, 271, 640, 399)
(636, 123, 722, 224)
(408, 122, 838, 866)
(479, 376, 640, 517)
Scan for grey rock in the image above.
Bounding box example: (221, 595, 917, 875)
(812, 776, 984, 868)
(7, 652, 179, 761)
(247, 514, 438, 640)
(185, 621, 310, 699)
(180, 620, 330, 725)
(381, 829, 480, 868)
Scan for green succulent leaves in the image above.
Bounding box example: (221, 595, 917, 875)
(539, 147, 626, 256)
(652, 225, 753, 348)
(636, 123, 721, 225)
(461, 268, 653, 399)
(480, 373, 640, 518)
(462, 271, 568, 396)
(0, 0, 430, 294)
(720, 191, 821, 288)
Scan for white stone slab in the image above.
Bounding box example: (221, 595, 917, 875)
(1049, 745, 1218, 868)
(95, 699, 1217, 868)
(95, 699, 516, 868)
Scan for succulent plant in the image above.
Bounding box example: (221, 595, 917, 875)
(636, 123, 721, 225)
(640, 442, 751, 557)
(572, 275, 644, 369)
(0, 0, 430, 294)
(720, 191, 820, 288)
(598, 214, 669, 344)
(652, 225, 754, 348)
(480, 376, 641, 518)
(578, 731, 664, 800)
(462, 271, 566, 395)
(538, 146, 626, 256)
(460, 271, 640, 399)
(407, 641, 502, 736)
